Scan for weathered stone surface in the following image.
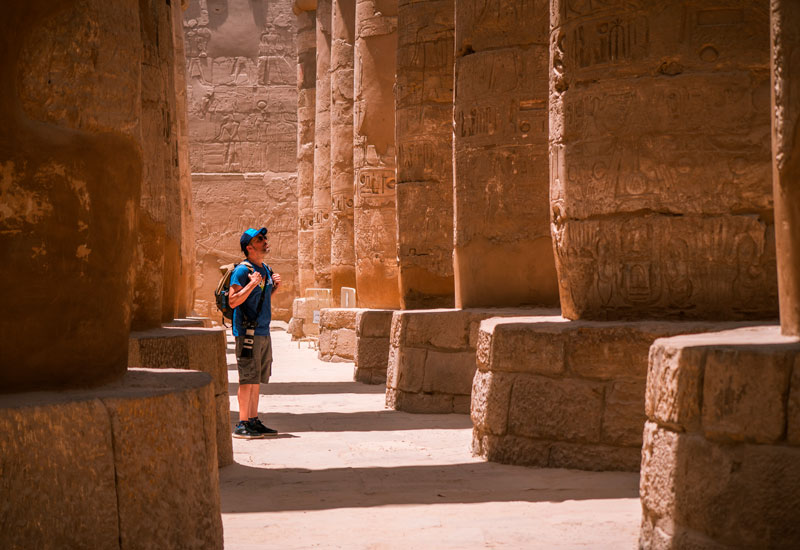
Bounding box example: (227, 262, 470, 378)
(548, 442, 642, 472)
(602, 380, 646, 447)
(390, 390, 456, 414)
(641, 422, 800, 549)
(354, 310, 393, 382)
(296, 6, 316, 295)
(330, 0, 357, 303)
(353, 0, 400, 308)
(478, 317, 569, 375)
(772, 0, 800, 336)
(185, 0, 298, 322)
(0, 369, 223, 549)
(128, 327, 232, 467)
(508, 375, 604, 444)
(472, 433, 550, 468)
(320, 307, 358, 329)
(422, 351, 475, 395)
(550, 0, 776, 320)
(453, 0, 558, 308)
(2, 0, 142, 391)
(313, 0, 332, 288)
(356, 308, 394, 338)
(319, 308, 358, 360)
(471, 370, 514, 436)
(789, 358, 800, 445)
(645, 343, 706, 433)
(395, 0, 455, 308)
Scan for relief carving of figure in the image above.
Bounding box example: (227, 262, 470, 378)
(216, 115, 241, 172)
(257, 25, 293, 86)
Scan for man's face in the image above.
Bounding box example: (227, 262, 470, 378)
(248, 234, 269, 255)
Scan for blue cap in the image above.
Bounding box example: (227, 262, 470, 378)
(239, 227, 267, 253)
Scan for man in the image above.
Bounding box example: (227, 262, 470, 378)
(228, 227, 282, 439)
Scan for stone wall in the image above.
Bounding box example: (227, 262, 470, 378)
(318, 308, 357, 361)
(395, 0, 455, 309)
(550, 0, 776, 320)
(186, 0, 298, 322)
(354, 309, 394, 383)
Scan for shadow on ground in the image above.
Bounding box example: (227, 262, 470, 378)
(219, 461, 640, 513)
(228, 408, 473, 432)
(227, 380, 386, 395)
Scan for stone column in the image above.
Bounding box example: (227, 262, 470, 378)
(296, 3, 317, 295)
(133, 0, 180, 330)
(772, 0, 800, 336)
(1, 0, 143, 391)
(395, 0, 455, 309)
(354, 0, 401, 309)
(295, 3, 317, 296)
(550, 0, 776, 320)
(172, 0, 196, 318)
(453, 1, 558, 308)
(314, 0, 333, 289)
(330, 0, 357, 305)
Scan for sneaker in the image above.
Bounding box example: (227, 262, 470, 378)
(232, 421, 263, 439)
(250, 418, 278, 437)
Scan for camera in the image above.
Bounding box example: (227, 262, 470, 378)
(240, 326, 255, 358)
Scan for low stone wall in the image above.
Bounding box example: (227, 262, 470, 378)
(318, 308, 358, 362)
(354, 309, 394, 384)
(386, 309, 557, 413)
(640, 326, 800, 548)
(0, 369, 223, 549)
(288, 290, 333, 339)
(472, 317, 761, 472)
(128, 326, 233, 467)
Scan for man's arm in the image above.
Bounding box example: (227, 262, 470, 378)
(229, 270, 262, 309)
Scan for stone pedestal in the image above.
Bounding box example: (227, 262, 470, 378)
(289, 289, 333, 338)
(472, 317, 758, 472)
(330, 0, 357, 304)
(640, 326, 800, 548)
(296, 6, 317, 295)
(318, 308, 358, 361)
(386, 309, 557, 413)
(313, 0, 333, 289)
(128, 326, 233, 467)
(549, 0, 776, 320)
(452, 0, 558, 308)
(354, 309, 394, 384)
(353, 0, 401, 309)
(395, 0, 455, 309)
(0, 369, 223, 549)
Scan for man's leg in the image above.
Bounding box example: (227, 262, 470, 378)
(247, 383, 260, 418)
(233, 335, 263, 438)
(238, 383, 257, 422)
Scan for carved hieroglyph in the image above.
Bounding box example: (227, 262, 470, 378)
(296, 7, 316, 295)
(314, 0, 333, 289)
(3, 0, 142, 390)
(330, 0, 357, 304)
(453, 0, 559, 308)
(550, 0, 777, 320)
(354, 0, 401, 309)
(395, 0, 455, 309)
(185, 0, 298, 321)
(771, 0, 800, 335)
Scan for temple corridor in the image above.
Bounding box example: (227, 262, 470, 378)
(220, 328, 641, 549)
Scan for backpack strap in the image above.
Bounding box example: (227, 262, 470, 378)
(237, 260, 268, 326)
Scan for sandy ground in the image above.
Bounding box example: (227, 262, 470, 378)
(221, 328, 642, 550)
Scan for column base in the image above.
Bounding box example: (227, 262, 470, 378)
(318, 308, 358, 362)
(640, 325, 800, 548)
(128, 326, 233, 467)
(354, 309, 394, 384)
(386, 309, 558, 414)
(0, 369, 223, 549)
(472, 317, 763, 472)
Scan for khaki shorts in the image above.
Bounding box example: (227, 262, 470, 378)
(235, 333, 273, 385)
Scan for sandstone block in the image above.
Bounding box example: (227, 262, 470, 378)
(390, 347, 428, 393)
(640, 422, 800, 548)
(566, 325, 655, 380)
(481, 318, 568, 375)
(0, 369, 223, 549)
(422, 350, 476, 395)
(452, 395, 471, 413)
(216, 394, 234, 468)
(390, 390, 456, 414)
(471, 370, 515, 436)
(472, 433, 550, 468)
(789, 359, 800, 445)
(645, 343, 705, 432)
(320, 307, 358, 330)
(355, 336, 391, 370)
(601, 379, 646, 447)
(356, 309, 394, 338)
(508, 375, 604, 443)
(401, 309, 470, 350)
(548, 442, 641, 472)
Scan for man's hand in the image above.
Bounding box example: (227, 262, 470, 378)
(249, 270, 263, 287)
(272, 272, 281, 294)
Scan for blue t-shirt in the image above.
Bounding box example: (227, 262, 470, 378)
(231, 261, 273, 336)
